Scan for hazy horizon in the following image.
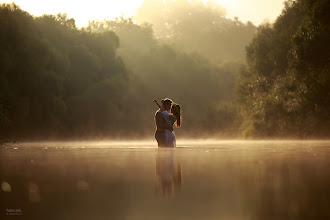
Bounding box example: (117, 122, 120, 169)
(0, 0, 285, 27)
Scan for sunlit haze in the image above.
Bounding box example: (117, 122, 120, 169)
(1, 0, 330, 216)
(1, 0, 142, 27)
(1, 0, 285, 27)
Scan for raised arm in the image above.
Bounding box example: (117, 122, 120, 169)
(153, 99, 162, 109)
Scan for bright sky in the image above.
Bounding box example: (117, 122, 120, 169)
(1, 0, 285, 27)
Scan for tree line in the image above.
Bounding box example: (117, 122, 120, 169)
(0, 3, 128, 140)
(0, 0, 329, 140)
(238, 0, 330, 138)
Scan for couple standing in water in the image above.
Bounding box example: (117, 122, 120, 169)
(154, 98, 182, 147)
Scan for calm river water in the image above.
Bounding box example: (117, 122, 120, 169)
(1, 140, 330, 220)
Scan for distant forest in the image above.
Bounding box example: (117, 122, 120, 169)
(0, 0, 329, 141)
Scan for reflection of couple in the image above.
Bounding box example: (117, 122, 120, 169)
(155, 149, 182, 198)
(154, 98, 182, 147)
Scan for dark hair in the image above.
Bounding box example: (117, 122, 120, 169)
(162, 98, 173, 107)
(172, 104, 182, 127)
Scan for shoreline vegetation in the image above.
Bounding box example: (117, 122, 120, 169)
(0, 0, 329, 142)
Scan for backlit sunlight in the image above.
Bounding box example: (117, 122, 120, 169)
(1, 0, 285, 27)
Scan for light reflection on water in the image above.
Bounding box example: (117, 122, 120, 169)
(1, 140, 330, 219)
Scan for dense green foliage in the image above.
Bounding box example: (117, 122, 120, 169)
(239, 0, 330, 138)
(0, 2, 246, 140)
(0, 0, 329, 140)
(86, 0, 258, 138)
(88, 13, 245, 137)
(0, 3, 128, 140)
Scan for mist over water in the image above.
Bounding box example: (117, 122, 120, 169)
(1, 0, 329, 219)
(1, 140, 330, 219)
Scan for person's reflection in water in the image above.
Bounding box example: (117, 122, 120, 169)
(155, 149, 182, 199)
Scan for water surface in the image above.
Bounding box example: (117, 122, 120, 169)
(1, 140, 330, 219)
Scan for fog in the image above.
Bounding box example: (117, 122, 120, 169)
(0, 0, 329, 141)
(2, 140, 330, 219)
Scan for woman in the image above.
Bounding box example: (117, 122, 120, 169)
(153, 99, 182, 147)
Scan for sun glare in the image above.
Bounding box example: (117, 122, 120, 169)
(213, 0, 285, 24)
(1, 0, 285, 26)
(0, 0, 143, 27)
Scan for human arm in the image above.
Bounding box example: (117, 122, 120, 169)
(153, 99, 162, 109)
(169, 114, 177, 125)
(156, 111, 173, 131)
(162, 111, 173, 127)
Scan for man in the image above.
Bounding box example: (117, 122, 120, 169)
(154, 98, 173, 147)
